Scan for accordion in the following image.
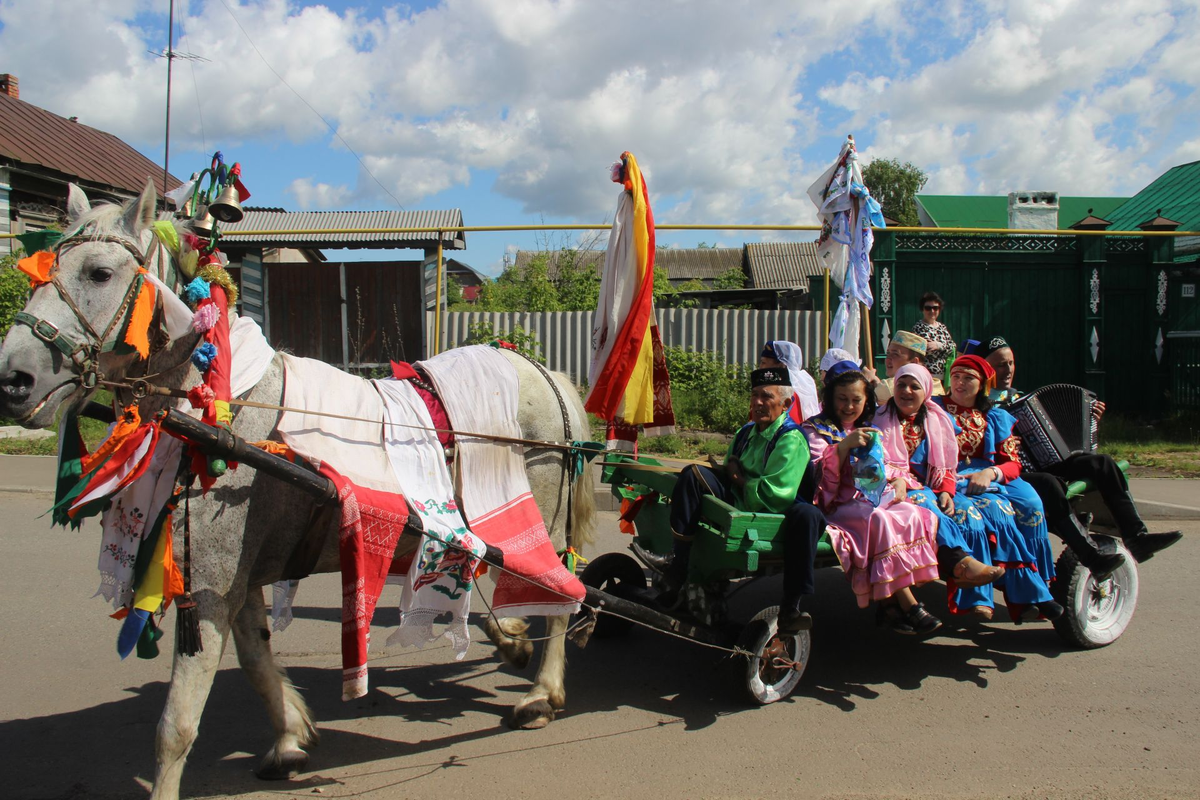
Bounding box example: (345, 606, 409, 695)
(1008, 384, 1099, 471)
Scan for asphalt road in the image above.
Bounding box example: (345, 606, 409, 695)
(1, 490, 1196, 800)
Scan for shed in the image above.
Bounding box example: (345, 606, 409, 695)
(218, 208, 466, 369)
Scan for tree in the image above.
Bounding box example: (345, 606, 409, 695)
(713, 266, 747, 290)
(862, 158, 928, 227)
(0, 253, 30, 340)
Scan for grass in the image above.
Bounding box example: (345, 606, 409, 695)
(1097, 412, 1200, 478)
(0, 391, 114, 457)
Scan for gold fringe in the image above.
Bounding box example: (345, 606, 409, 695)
(197, 264, 239, 308)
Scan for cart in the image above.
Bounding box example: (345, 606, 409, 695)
(577, 454, 1139, 705)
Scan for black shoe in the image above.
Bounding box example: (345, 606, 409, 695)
(777, 608, 813, 635)
(1035, 600, 1064, 621)
(876, 602, 913, 633)
(1082, 550, 1127, 582)
(903, 603, 942, 635)
(1125, 531, 1183, 563)
(631, 541, 673, 574)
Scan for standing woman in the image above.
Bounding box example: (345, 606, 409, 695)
(912, 292, 954, 392)
(801, 363, 942, 633)
(876, 364, 1005, 619)
(936, 355, 1064, 621)
(760, 340, 821, 422)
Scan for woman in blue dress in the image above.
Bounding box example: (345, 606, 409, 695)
(873, 362, 1005, 620)
(935, 355, 1064, 622)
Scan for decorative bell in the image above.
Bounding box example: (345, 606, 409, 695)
(191, 207, 216, 238)
(208, 183, 244, 223)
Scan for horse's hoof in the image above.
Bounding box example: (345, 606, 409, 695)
(256, 747, 309, 780)
(509, 698, 556, 730)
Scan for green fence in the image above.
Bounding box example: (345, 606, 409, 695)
(1168, 332, 1200, 409)
(870, 231, 1176, 416)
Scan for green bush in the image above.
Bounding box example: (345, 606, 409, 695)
(663, 345, 752, 432)
(0, 253, 30, 340)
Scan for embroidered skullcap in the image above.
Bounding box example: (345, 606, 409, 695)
(819, 347, 857, 372)
(751, 368, 792, 388)
(824, 360, 862, 382)
(891, 330, 927, 357)
(980, 335, 1011, 359)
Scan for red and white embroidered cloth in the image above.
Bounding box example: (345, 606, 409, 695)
(419, 346, 586, 616)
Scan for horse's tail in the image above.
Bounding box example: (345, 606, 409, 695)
(569, 454, 597, 551)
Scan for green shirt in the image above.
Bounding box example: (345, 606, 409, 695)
(725, 413, 810, 513)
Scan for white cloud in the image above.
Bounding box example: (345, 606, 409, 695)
(285, 178, 351, 209)
(1, 0, 1196, 225)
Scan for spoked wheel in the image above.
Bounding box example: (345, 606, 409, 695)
(578, 552, 648, 638)
(1053, 535, 1138, 648)
(733, 606, 810, 705)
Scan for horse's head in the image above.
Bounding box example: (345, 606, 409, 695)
(0, 179, 171, 428)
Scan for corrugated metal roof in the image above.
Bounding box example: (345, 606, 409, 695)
(220, 208, 466, 250)
(1106, 161, 1200, 233)
(0, 92, 180, 197)
(656, 247, 743, 280)
(916, 194, 1129, 229)
(513, 247, 742, 282)
(745, 242, 821, 288)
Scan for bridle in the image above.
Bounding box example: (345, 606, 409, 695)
(12, 232, 168, 390)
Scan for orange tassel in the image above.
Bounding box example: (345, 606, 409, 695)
(162, 512, 184, 607)
(124, 269, 156, 359)
(82, 406, 141, 473)
(16, 251, 56, 287)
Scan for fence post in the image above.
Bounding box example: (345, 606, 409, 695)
(871, 229, 896, 375)
(1079, 232, 1106, 399)
(1147, 229, 1176, 415)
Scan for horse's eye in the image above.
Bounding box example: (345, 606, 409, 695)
(90, 268, 114, 284)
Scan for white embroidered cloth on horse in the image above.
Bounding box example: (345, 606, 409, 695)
(375, 379, 486, 658)
(419, 346, 585, 617)
(96, 313, 276, 608)
(276, 356, 487, 697)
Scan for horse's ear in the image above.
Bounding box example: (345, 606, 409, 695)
(122, 177, 158, 234)
(66, 183, 91, 221)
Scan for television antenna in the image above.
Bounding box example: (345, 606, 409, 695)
(149, 0, 210, 201)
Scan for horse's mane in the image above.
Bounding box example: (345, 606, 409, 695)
(63, 199, 187, 244)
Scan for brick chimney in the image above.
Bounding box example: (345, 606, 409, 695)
(0, 74, 18, 99)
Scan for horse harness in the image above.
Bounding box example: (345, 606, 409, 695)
(12, 233, 172, 391)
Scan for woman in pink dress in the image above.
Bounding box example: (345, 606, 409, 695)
(802, 362, 943, 634)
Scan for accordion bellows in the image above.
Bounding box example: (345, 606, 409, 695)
(1009, 384, 1099, 471)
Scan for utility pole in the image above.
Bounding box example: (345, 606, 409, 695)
(163, 0, 175, 196)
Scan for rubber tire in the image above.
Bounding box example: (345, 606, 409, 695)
(578, 552, 647, 638)
(732, 606, 810, 705)
(1052, 535, 1138, 649)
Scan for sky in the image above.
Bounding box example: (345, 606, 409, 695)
(1, 0, 1197, 275)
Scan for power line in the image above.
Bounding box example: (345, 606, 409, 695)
(214, 0, 407, 210)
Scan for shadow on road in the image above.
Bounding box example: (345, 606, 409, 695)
(2, 573, 1078, 799)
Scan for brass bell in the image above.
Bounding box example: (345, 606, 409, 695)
(208, 183, 244, 223)
(191, 206, 216, 238)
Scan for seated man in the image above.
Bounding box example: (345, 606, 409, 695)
(653, 367, 825, 634)
(862, 330, 933, 404)
(982, 336, 1182, 569)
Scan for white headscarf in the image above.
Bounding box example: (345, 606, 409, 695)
(766, 340, 821, 421)
(819, 347, 857, 373)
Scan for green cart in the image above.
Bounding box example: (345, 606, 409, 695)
(581, 455, 1139, 705)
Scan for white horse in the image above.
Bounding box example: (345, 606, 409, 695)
(0, 180, 596, 800)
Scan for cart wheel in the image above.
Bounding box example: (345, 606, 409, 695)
(579, 553, 647, 638)
(733, 606, 810, 705)
(1052, 535, 1138, 649)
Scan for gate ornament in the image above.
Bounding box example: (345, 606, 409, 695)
(1089, 268, 1100, 314)
(1156, 270, 1168, 316)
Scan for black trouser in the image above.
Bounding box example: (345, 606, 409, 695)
(669, 465, 824, 611)
(1023, 452, 1145, 541)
